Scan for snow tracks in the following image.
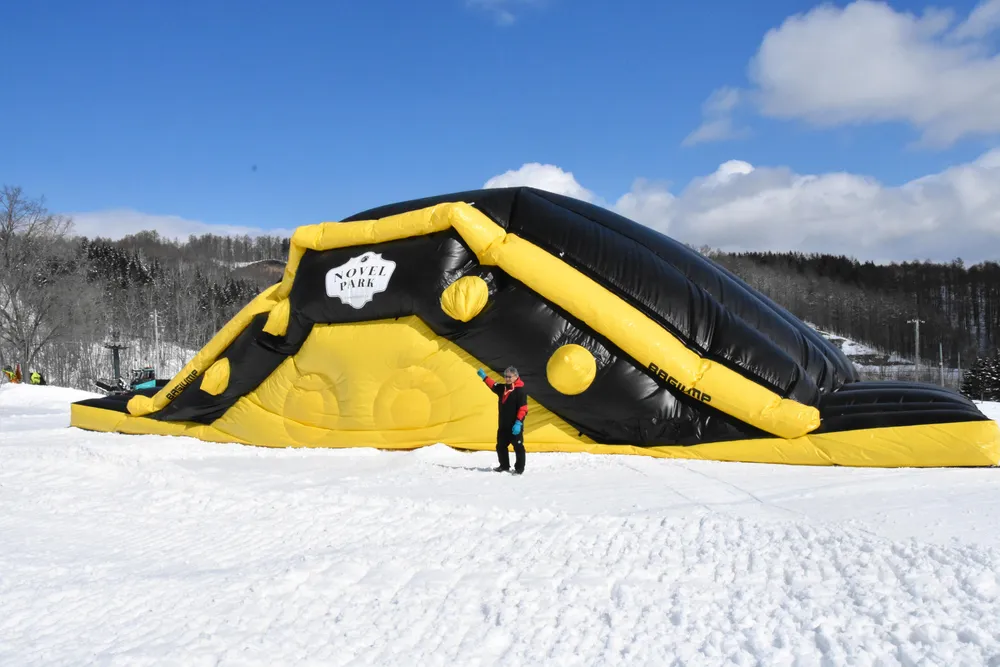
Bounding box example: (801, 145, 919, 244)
(0, 454, 997, 664)
(2, 387, 1000, 665)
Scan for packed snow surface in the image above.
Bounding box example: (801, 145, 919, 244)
(2, 385, 1000, 665)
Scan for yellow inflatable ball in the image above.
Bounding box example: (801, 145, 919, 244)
(440, 275, 489, 322)
(546, 344, 597, 395)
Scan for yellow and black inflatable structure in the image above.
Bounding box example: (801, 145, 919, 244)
(71, 187, 1000, 466)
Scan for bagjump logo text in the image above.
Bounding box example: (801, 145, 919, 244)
(325, 252, 397, 309)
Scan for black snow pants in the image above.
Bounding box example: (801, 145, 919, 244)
(496, 429, 525, 473)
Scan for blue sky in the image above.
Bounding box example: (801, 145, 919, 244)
(4, 0, 1000, 261)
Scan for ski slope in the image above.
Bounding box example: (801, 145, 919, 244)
(2, 385, 999, 665)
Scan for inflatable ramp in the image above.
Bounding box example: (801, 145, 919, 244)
(71, 187, 1000, 466)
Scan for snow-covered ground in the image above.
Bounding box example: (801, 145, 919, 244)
(2, 385, 1000, 665)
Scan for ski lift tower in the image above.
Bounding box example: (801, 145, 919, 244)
(102, 331, 130, 381)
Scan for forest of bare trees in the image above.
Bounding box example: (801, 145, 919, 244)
(1, 184, 997, 392)
(707, 250, 1000, 372)
(0, 186, 284, 388)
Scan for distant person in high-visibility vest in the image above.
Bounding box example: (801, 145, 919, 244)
(477, 365, 529, 475)
(29, 371, 45, 385)
(2, 366, 16, 383)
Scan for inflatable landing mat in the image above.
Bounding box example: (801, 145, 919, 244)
(71, 187, 1000, 467)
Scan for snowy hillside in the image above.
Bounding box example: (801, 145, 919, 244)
(809, 324, 968, 389)
(810, 323, 911, 365)
(2, 385, 1000, 665)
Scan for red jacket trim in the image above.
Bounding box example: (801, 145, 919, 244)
(502, 378, 524, 403)
(484, 376, 527, 418)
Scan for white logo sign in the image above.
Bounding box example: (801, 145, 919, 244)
(325, 252, 396, 309)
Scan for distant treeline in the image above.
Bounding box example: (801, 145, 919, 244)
(81, 230, 286, 350)
(0, 186, 288, 387)
(2, 184, 997, 391)
(55, 235, 1000, 384)
(706, 250, 999, 369)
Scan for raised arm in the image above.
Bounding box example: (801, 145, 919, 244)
(478, 368, 503, 395)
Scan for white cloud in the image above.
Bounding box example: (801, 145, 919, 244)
(683, 87, 750, 146)
(613, 178, 676, 228)
(952, 0, 1000, 39)
(483, 162, 597, 202)
(66, 209, 294, 241)
(486, 151, 1000, 263)
(688, 0, 1000, 147)
(466, 0, 545, 25)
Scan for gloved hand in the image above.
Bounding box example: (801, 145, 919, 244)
(477, 368, 487, 379)
(512, 420, 523, 435)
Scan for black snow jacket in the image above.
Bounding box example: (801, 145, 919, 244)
(483, 376, 529, 429)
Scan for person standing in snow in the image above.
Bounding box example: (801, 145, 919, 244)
(477, 365, 529, 475)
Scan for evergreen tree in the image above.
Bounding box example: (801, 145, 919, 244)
(961, 356, 988, 399)
(984, 352, 1000, 401)
(961, 351, 1000, 401)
